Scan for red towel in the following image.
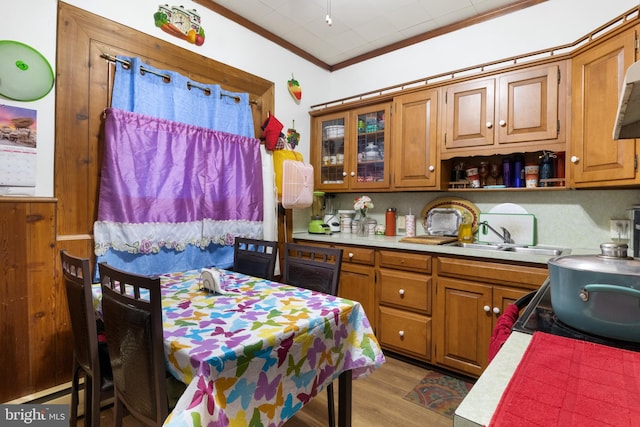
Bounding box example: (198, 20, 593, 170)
(489, 332, 640, 427)
(487, 303, 520, 363)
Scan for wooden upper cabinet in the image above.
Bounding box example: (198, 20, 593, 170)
(392, 89, 439, 189)
(443, 79, 495, 151)
(570, 26, 640, 187)
(442, 61, 567, 159)
(311, 103, 391, 191)
(497, 65, 561, 144)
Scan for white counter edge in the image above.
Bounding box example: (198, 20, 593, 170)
(293, 231, 595, 265)
(453, 331, 533, 427)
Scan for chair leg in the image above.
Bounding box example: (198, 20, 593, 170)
(326, 383, 335, 427)
(70, 363, 80, 426)
(90, 375, 101, 427)
(114, 395, 124, 427)
(84, 376, 93, 426)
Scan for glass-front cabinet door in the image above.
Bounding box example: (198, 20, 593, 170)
(316, 111, 349, 190)
(353, 104, 390, 189)
(313, 103, 390, 191)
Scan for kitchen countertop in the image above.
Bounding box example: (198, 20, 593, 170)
(293, 231, 595, 265)
(453, 331, 532, 427)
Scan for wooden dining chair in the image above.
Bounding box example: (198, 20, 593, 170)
(233, 237, 278, 280)
(98, 263, 169, 427)
(282, 242, 343, 427)
(60, 250, 114, 427)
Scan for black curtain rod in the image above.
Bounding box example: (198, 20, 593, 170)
(100, 53, 257, 105)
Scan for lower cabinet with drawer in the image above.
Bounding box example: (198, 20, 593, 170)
(434, 256, 547, 377)
(336, 244, 377, 329)
(377, 250, 433, 362)
(294, 240, 377, 330)
(295, 239, 549, 378)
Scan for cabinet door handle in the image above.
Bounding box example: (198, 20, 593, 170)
(350, 171, 356, 177)
(499, 120, 506, 127)
(398, 289, 405, 296)
(342, 171, 347, 177)
(570, 155, 579, 164)
(348, 252, 354, 259)
(483, 305, 491, 312)
(428, 165, 435, 172)
(493, 307, 501, 314)
(486, 121, 493, 129)
(398, 330, 405, 337)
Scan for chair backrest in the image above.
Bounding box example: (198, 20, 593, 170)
(233, 237, 278, 280)
(60, 250, 101, 380)
(282, 243, 343, 296)
(98, 263, 168, 426)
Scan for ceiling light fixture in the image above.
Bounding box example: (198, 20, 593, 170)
(325, 0, 332, 26)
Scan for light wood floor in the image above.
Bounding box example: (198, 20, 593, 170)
(76, 356, 454, 427)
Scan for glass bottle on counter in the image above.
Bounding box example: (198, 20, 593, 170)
(458, 213, 473, 243)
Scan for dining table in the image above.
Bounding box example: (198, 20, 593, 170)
(92, 268, 385, 427)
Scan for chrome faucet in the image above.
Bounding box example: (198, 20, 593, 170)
(480, 221, 514, 244)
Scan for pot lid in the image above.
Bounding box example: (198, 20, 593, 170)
(548, 242, 640, 276)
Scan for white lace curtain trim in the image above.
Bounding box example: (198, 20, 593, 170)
(94, 220, 263, 255)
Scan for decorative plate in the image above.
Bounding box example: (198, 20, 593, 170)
(421, 197, 480, 234)
(426, 208, 462, 236)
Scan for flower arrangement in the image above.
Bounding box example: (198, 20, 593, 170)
(353, 195, 374, 218)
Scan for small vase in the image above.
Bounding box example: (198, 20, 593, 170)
(357, 211, 368, 236)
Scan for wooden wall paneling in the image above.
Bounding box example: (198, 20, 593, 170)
(0, 203, 30, 402)
(55, 8, 96, 237)
(0, 200, 56, 403)
(26, 202, 58, 391)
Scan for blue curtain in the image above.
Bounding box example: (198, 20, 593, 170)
(111, 56, 253, 136)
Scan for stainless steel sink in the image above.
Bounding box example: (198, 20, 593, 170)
(447, 242, 569, 256)
(452, 242, 505, 250)
(510, 246, 569, 256)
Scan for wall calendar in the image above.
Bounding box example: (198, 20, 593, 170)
(0, 105, 37, 195)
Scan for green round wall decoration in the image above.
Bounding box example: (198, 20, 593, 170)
(0, 40, 54, 101)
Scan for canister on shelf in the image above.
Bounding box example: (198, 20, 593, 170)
(513, 155, 525, 188)
(525, 163, 539, 188)
(539, 151, 555, 187)
(502, 157, 513, 187)
(385, 208, 397, 236)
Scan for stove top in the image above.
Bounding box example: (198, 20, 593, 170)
(512, 278, 640, 352)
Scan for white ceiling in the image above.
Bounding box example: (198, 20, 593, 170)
(208, 0, 536, 67)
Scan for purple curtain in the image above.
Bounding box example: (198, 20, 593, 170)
(95, 108, 263, 260)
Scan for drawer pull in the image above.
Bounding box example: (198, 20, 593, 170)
(348, 252, 354, 259)
(398, 289, 405, 296)
(483, 305, 491, 312)
(398, 330, 405, 337)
